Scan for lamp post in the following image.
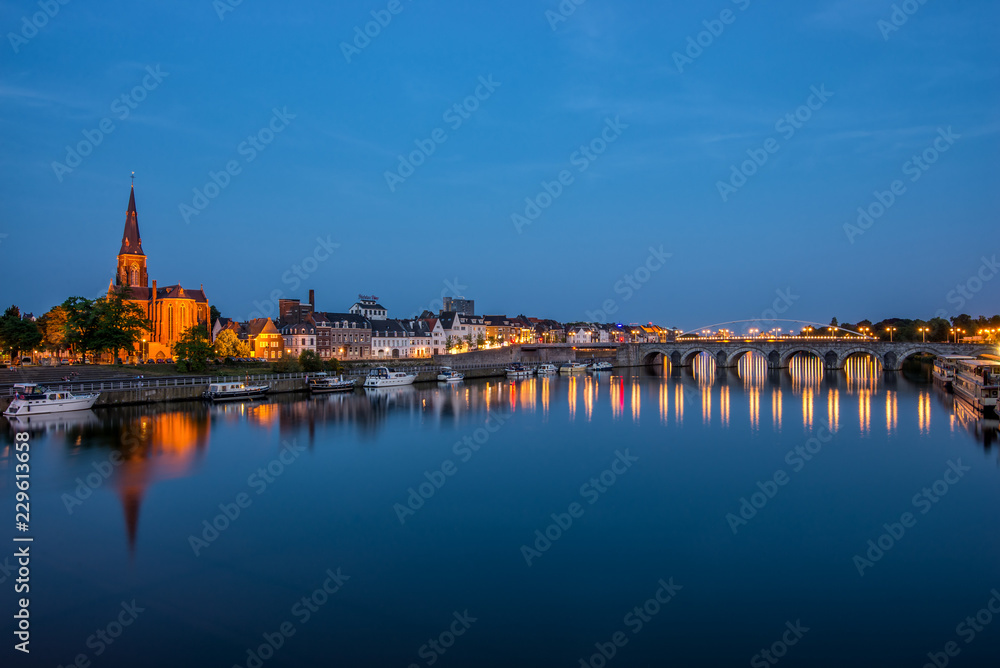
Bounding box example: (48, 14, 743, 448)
(886, 327, 896, 342)
(917, 327, 927, 342)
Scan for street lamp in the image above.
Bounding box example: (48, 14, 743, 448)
(917, 327, 927, 342)
(886, 327, 896, 342)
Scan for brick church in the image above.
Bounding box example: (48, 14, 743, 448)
(109, 184, 210, 360)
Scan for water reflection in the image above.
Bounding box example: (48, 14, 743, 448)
(4, 363, 998, 567)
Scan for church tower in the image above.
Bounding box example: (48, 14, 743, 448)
(115, 184, 148, 289)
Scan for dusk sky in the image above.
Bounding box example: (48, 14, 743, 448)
(2, 0, 997, 330)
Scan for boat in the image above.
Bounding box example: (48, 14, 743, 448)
(437, 367, 464, 382)
(506, 363, 532, 378)
(559, 362, 587, 373)
(3, 383, 100, 416)
(536, 363, 557, 374)
(932, 355, 974, 388)
(363, 366, 417, 388)
(307, 372, 357, 393)
(587, 360, 613, 372)
(203, 381, 270, 402)
(953, 359, 1000, 415)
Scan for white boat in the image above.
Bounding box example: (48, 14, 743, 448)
(437, 367, 464, 382)
(559, 362, 587, 373)
(3, 383, 100, 416)
(953, 359, 1000, 414)
(307, 373, 357, 393)
(363, 366, 417, 388)
(506, 363, 532, 378)
(587, 360, 613, 372)
(203, 381, 270, 402)
(932, 355, 974, 387)
(536, 364, 557, 374)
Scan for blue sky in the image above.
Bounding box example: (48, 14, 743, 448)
(1, 0, 997, 330)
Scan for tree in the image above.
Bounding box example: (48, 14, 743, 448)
(61, 297, 101, 361)
(273, 352, 301, 372)
(475, 333, 485, 349)
(324, 357, 343, 374)
(214, 328, 251, 358)
(37, 306, 69, 357)
(0, 306, 42, 363)
(445, 335, 459, 352)
(172, 325, 213, 372)
(210, 305, 221, 323)
(93, 289, 151, 361)
(298, 350, 324, 372)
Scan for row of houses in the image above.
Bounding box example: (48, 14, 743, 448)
(212, 292, 672, 361)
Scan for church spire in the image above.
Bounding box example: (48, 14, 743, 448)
(119, 182, 144, 256)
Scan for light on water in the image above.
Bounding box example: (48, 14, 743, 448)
(3, 361, 999, 667)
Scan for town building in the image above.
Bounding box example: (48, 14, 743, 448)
(371, 319, 409, 359)
(438, 311, 486, 350)
(110, 184, 210, 361)
(240, 318, 284, 359)
(278, 290, 315, 326)
(281, 318, 317, 358)
(483, 315, 517, 346)
(442, 296, 475, 316)
(312, 312, 372, 360)
(350, 295, 387, 321)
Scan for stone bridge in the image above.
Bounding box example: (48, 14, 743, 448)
(617, 340, 994, 371)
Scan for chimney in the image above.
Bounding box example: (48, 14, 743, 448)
(309, 289, 314, 308)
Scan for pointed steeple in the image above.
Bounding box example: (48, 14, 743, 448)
(119, 184, 144, 256)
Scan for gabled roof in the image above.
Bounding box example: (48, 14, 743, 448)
(119, 185, 144, 256)
(246, 318, 281, 336)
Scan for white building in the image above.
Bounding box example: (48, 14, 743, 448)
(350, 295, 387, 321)
(281, 319, 316, 358)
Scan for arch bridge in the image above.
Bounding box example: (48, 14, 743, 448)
(618, 340, 994, 371)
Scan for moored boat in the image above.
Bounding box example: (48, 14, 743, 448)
(559, 362, 587, 373)
(307, 372, 357, 393)
(203, 381, 270, 402)
(932, 355, 974, 388)
(506, 363, 531, 378)
(536, 363, 557, 374)
(437, 367, 464, 382)
(3, 383, 100, 416)
(587, 360, 613, 372)
(363, 366, 417, 388)
(953, 359, 1000, 415)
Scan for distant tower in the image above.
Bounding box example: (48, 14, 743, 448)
(115, 182, 148, 289)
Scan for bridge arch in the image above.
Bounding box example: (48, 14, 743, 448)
(838, 347, 884, 369)
(680, 348, 721, 366)
(893, 347, 942, 370)
(778, 346, 828, 368)
(724, 347, 771, 367)
(641, 348, 670, 366)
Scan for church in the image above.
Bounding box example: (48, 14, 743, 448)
(109, 184, 211, 360)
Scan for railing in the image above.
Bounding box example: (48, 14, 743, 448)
(2, 360, 601, 397)
(4, 371, 316, 396)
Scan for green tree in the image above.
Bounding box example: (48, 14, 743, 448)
(298, 349, 324, 372)
(475, 333, 485, 349)
(324, 358, 343, 374)
(210, 305, 221, 323)
(93, 289, 151, 361)
(38, 306, 69, 357)
(0, 306, 42, 363)
(172, 325, 213, 372)
(273, 352, 301, 372)
(214, 328, 251, 358)
(60, 297, 100, 361)
(445, 335, 459, 352)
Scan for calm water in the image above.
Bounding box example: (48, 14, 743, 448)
(2, 355, 999, 667)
